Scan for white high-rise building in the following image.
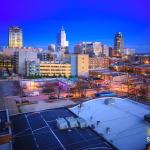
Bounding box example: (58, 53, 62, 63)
(57, 26, 69, 53)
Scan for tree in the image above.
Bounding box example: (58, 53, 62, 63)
(42, 82, 55, 95)
(72, 79, 89, 98)
(64, 74, 67, 78)
(69, 75, 73, 78)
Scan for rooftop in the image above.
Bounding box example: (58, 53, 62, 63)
(70, 97, 150, 150)
(0, 110, 10, 136)
(0, 110, 11, 150)
(10, 108, 117, 150)
(90, 69, 125, 76)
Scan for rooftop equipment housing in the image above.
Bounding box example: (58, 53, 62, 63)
(56, 118, 69, 130)
(104, 98, 115, 105)
(65, 117, 79, 128)
(76, 118, 88, 128)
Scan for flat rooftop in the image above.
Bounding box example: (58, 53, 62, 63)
(0, 110, 11, 150)
(10, 108, 116, 150)
(89, 69, 125, 76)
(70, 97, 150, 150)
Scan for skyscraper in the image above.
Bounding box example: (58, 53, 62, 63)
(8, 26, 23, 48)
(56, 26, 69, 54)
(114, 32, 124, 53)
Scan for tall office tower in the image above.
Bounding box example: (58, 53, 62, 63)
(8, 26, 23, 48)
(56, 26, 69, 54)
(114, 32, 124, 53)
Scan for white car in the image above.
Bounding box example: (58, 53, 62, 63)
(29, 91, 39, 96)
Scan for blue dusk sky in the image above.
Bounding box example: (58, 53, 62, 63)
(0, 0, 150, 53)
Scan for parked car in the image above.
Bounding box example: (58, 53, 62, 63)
(49, 96, 57, 99)
(29, 91, 39, 96)
(66, 94, 73, 98)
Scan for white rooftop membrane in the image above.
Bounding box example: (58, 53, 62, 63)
(70, 97, 150, 150)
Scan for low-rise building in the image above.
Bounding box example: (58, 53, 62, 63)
(37, 51, 53, 61)
(25, 60, 40, 77)
(133, 54, 150, 64)
(40, 61, 71, 77)
(74, 42, 103, 57)
(13, 50, 39, 76)
(70, 97, 150, 150)
(0, 55, 13, 69)
(134, 64, 150, 74)
(89, 57, 110, 69)
(71, 54, 89, 77)
(3, 47, 40, 56)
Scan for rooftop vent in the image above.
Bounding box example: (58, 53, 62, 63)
(76, 118, 88, 128)
(104, 98, 115, 105)
(65, 117, 79, 128)
(56, 118, 69, 130)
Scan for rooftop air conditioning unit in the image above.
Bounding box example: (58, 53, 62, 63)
(104, 98, 115, 105)
(56, 118, 69, 130)
(65, 117, 79, 128)
(76, 118, 88, 128)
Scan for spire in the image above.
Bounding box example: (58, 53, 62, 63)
(61, 26, 64, 31)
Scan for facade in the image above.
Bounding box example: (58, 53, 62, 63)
(71, 54, 89, 77)
(3, 48, 20, 56)
(56, 26, 69, 54)
(48, 44, 56, 52)
(40, 61, 71, 77)
(8, 26, 23, 48)
(14, 50, 39, 75)
(92, 42, 103, 56)
(71, 55, 77, 77)
(122, 48, 135, 55)
(134, 64, 150, 74)
(108, 47, 113, 57)
(74, 42, 111, 57)
(102, 44, 110, 57)
(74, 42, 103, 57)
(89, 57, 110, 69)
(114, 32, 124, 55)
(134, 54, 150, 64)
(0, 55, 13, 69)
(25, 60, 40, 77)
(3, 47, 40, 56)
(37, 51, 53, 61)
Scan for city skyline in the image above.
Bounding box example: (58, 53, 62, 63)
(0, 0, 150, 53)
(0, 1, 150, 150)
